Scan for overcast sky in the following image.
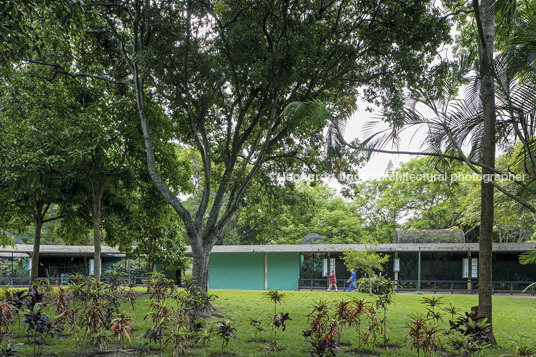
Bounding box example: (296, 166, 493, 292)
(343, 102, 428, 180)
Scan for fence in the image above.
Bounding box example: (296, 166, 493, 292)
(3, 276, 534, 294)
(299, 278, 536, 295)
(299, 278, 351, 291)
(0, 275, 150, 287)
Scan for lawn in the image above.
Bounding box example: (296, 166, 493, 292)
(4, 288, 536, 356)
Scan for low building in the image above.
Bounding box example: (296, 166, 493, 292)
(1, 242, 535, 293)
(0, 244, 125, 285)
(200, 243, 536, 293)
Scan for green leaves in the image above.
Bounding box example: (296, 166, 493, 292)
(342, 249, 389, 278)
(236, 182, 367, 245)
(519, 251, 536, 265)
(0, 232, 15, 248)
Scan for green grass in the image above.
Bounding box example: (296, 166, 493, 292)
(4, 289, 536, 356)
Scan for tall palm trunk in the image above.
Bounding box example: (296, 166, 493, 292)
(474, 0, 496, 343)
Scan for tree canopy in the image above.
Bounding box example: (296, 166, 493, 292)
(2, 0, 451, 290)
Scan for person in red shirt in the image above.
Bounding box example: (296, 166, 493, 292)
(327, 270, 338, 292)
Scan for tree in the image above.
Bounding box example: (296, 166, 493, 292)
(222, 181, 316, 245)
(57, 80, 138, 281)
(0, 66, 80, 283)
(110, 179, 188, 275)
(350, 158, 473, 242)
(351, 179, 402, 243)
(3, 0, 450, 291)
(81, 0, 449, 291)
(342, 249, 389, 295)
(472, 0, 497, 342)
(346, 0, 536, 340)
(459, 150, 536, 243)
(237, 183, 368, 244)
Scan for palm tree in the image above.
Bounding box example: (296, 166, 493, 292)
(327, 1, 536, 343)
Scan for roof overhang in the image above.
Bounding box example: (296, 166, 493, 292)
(2, 243, 534, 258)
(186, 243, 536, 255)
(0, 244, 125, 258)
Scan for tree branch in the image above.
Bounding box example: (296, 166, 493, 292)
(43, 215, 64, 223)
(263, 154, 319, 175)
(26, 60, 131, 86)
(444, 129, 536, 214)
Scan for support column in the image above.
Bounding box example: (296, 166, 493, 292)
(467, 251, 472, 293)
(327, 252, 330, 289)
(394, 251, 399, 283)
(264, 253, 268, 290)
(127, 259, 131, 284)
(417, 247, 421, 293)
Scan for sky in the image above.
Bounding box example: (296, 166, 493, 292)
(344, 29, 459, 180)
(343, 101, 429, 180)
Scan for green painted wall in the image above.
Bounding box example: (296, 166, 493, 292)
(209, 253, 265, 290)
(267, 253, 300, 290)
(208, 252, 300, 290)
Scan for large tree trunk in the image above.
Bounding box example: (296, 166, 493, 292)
(190, 230, 217, 293)
(474, 0, 496, 344)
(192, 247, 212, 292)
(92, 179, 105, 282)
(30, 204, 44, 285)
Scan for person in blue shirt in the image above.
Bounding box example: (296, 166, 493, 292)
(347, 269, 358, 292)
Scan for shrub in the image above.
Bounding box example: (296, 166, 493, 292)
(421, 296, 444, 322)
(145, 272, 174, 302)
(51, 287, 70, 314)
(349, 297, 370, 349)
(175, 277, 216, 331)
(362, 305, 381, 347)
(303, 301, 340, 357)
(448, 310, 491, 356)
(373, 277, 396, 346)
(264, 289, 285, 316)
(111, 312, 134, 344)
(21, 298, 64, 354)
(216, 320, 236, 354)
(249, 319, 264, 342)
(0, 343, 23, 357)
(0, 300, 15, 342)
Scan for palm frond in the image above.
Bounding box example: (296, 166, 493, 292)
(325, 114, 348, 171)
(519, 251, 536, 265)
(522, 282, 536, 293)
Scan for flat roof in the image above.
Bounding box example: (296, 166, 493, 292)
(0, 244, 124, 257)
(194, 243, 536, 254)
(1, 242, 534, 258)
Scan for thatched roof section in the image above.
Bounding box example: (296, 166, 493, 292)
(394, 229, 464, 243)
(1, 231, 23, 244)
(301, 233, 325, 244)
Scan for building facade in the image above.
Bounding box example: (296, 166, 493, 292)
(1, 243, 535, 293)
(202, 243, 536, 292)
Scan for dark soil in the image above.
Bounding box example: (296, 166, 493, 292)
(75, 349, 138, 356)
(344, 347, 380, 356)
(74, 347, 165, 356)
(376, 343, 401, 350)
